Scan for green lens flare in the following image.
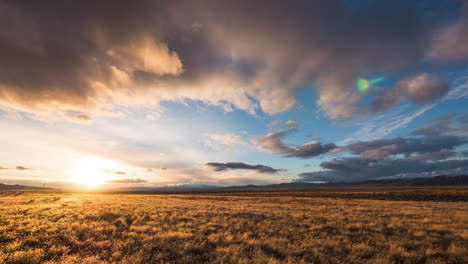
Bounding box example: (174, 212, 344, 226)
(357, 78, 369, 92)
(370, 77, 385, 84)
(357, 77, 385, 92)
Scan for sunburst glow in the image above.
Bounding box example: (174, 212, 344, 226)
(71, 156, 118, 186)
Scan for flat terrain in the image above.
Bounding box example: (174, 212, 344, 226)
(0, 189, 467, 264)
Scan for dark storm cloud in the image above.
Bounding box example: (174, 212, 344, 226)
(106, 178, 147, 184)
(253, 130, 336, 158)
(0, 1, 465, 121)
(205, 162, 281, 174)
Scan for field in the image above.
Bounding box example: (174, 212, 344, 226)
(0, 189, 467, 264)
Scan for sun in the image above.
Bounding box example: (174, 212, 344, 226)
(71, 156, 116, 186)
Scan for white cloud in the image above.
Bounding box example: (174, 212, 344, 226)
(203, 133, 248, 152)
(286, 120, 298, 129)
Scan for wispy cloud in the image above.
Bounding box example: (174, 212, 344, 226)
(341, 72, 468, 144)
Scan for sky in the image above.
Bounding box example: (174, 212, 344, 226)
(0, 0, 468, 188)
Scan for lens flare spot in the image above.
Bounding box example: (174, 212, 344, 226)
(370, 77, 385, 84)
(357, 77, 385, 92)
(357, 78, 369, 92)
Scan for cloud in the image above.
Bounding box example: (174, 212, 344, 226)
(406, 150, 456, 161)
(429, 12, 468, 62)
(0, 1, 465, 122)
(343, 72, 468, 144)
(377, 166, 468, 180)
(101, 170, 127, 175)
(345, 136, 466, 160)
(253, 130, 335, 158)
(411, 113, 468, 137)
(205, 162, 281, 174)
(459, 113, 468, 124)
(269, 120, 282, 127)
(373, 73, 449, 112)
(299, 115, 468, 182)
(0, 165, 32, 171)
(404, 74, 449, 104)
(203, 133, 247, 152)
(286, 120, 298, 129)
(105, 178, 147, 184)
(341, 104, 434, 144)
(16, 166, 32, 171)
(63, 111, 92, 124)
(298, 157, 468, 182)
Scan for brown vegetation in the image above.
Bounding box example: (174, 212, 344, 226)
(0, 189, 467, 263)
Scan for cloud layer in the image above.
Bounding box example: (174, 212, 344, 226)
(0, 1, 466, 121)
(298, 114, 468, 182)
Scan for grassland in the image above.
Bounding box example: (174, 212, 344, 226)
(0, 189, 467, 264)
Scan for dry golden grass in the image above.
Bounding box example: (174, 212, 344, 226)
(0, 190, 467, 264)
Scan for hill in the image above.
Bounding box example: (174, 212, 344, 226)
(0, 183, 49, 191)
(101, 175, 468, 193)
(221, 175, 468, 191)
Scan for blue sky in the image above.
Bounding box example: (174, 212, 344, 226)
(0, 1, 468, 188)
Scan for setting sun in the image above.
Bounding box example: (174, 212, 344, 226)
(71, 156, 118, 186)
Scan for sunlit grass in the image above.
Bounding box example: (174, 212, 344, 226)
(0, 190, 466, 263)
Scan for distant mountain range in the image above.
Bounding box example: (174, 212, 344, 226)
(1, 175, 467, 191)
(102, 175, 468, 192)
(218, 175, 468, 191)
(0, 183, 48, 191)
